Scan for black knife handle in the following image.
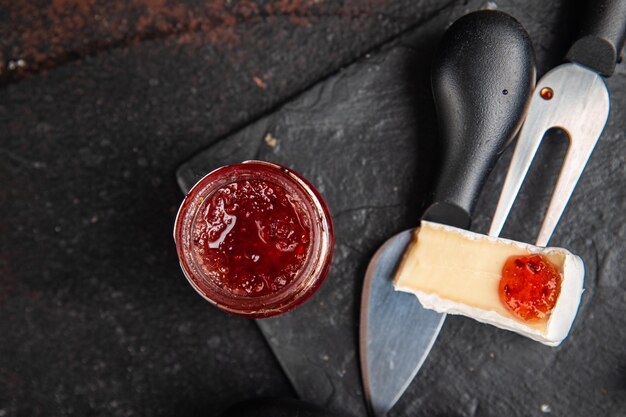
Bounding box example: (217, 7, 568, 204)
(423, 10, 535, 230)
(565, 0, 626, 77)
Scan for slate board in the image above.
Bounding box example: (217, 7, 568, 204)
(177, 3, 626, 417)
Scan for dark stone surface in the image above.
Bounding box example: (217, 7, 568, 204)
(2, 1, 626, 417)
(221, 398, 342, 417)
(178, 2, 626, 417)
(0, 1, 455, 416)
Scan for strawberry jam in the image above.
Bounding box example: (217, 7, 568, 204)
(499, 254, 561, 321)
(174, 161, 334, 318)
(192, 179, 310, 297)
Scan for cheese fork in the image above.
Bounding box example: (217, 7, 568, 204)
(489, 0, 626, 245)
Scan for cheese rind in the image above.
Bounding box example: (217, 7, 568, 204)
(393, 221, 584, 346)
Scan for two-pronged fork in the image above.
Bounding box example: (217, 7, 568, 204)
(490, 0, 626, 246)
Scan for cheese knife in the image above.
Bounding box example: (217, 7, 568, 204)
(359, 10, 535, 416)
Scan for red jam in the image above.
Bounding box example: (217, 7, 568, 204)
(192, 179, 311, 297)
(174, 161, 333, 318)
(498, 254, 562, 321)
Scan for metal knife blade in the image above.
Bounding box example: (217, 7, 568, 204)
(360, 229, 445, 417)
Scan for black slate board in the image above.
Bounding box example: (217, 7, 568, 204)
(177, 45, 428, 415)
(177, 4, 626, 417)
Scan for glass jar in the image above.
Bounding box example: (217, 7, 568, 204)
(174, 160, 334, 318)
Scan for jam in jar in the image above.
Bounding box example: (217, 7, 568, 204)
(174, 161, 334, 317)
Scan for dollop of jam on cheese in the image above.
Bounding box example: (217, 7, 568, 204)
(499, 254, 562, 321)
(192, 179, 311, 297)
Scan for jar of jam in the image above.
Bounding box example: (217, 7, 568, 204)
(174, 160, 334, 318)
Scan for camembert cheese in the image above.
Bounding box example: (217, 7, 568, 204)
(393, 221, 585, 346)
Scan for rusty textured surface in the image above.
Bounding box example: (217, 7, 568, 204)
(1, 0, 454, 84)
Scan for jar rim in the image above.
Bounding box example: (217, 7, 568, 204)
(174, 160, 334, 317)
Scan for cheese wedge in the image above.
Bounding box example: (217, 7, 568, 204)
(393, 221, 584, 346)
